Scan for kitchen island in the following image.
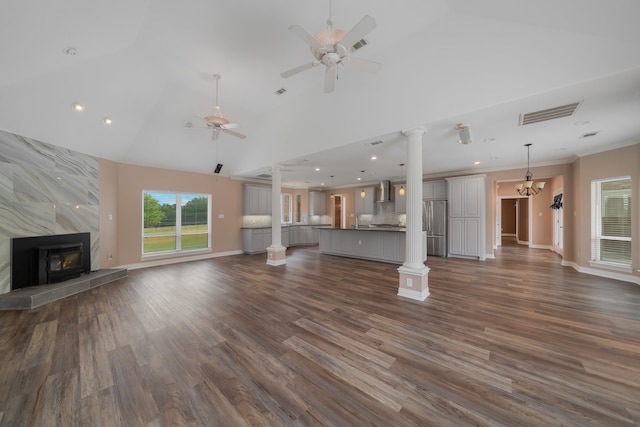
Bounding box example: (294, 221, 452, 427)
(318, 227, 426, 264)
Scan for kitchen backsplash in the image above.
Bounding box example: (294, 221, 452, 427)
(357, 201, 406, 226)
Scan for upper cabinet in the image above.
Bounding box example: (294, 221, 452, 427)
(309, 191, 326, 216)
(394, 184, 406, 213)
(423, 180, 447, 200)
(355, 187, 375, 215)
(243, 184, 272, 215)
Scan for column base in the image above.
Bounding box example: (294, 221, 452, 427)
(266, 245, 287, 266)
(397, 265, 430, 301)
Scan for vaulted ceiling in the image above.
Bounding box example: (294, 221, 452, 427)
(1, 0, 639, 188)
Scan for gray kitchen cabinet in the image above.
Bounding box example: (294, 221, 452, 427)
(446, 175, 486, 260)
(354, 187, 375, 215)
(242, 228, 272, 254)
(422, 180, 447, 200)
(394, 184, 406, 213)
(243, 184, 272, 215)
(309, 191, 326, 216)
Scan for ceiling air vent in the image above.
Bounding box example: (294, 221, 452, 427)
(352, 39, 368, 51)
(275, 88, 287, 95)
(367, 140, 384, 146)
(580, 131, 600, 139)
(519, 101, 582, 126)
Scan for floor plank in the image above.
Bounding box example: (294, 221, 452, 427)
(1, 241, 639, 426)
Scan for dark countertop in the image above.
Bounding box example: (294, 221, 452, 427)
(320, 227, 407, 232)
(241, 224, 332, 230)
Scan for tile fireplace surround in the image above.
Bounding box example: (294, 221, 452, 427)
(0, 129, 101, 295)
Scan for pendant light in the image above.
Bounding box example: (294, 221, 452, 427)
(360, 170, 366, 199)
(330, 175, 335, 199)
(398, 163, 405, 196)
(515, 143, 545, 196)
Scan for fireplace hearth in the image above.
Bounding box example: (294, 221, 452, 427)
(11, 233, 91, 290)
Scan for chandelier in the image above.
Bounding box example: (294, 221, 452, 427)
(515, 143, 545, 196)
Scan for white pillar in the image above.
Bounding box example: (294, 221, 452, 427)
(397, 127, 430, 301)
(267, 165, 286, 265)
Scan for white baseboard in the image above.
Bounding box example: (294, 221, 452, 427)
(531, 244, 553, 250)
(485, 253, 496, 259)
(562, 261, 640, 285)
(121, 250, 243, 270)
(397, 287, 430, 301)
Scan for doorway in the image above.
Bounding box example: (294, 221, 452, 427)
(496, 196, 529, 247)
(334, 195, 347, 228)
(553, 190, 564, 254)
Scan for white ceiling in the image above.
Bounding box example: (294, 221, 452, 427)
(1, 0, 639, 189)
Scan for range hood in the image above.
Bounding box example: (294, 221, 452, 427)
(377, 180, 392, 202)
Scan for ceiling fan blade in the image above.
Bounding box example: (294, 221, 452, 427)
(281, 61, 320, 78)
(338, 15, 376, 51)
(324, 66, 337, 93)
(289, 24, 324, 50)
(222, 129, 246, 139)
(343, 56, 381, 73)
(219, 123, 239, 130)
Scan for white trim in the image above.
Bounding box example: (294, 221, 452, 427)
(397, 287, 430, 301)
(563, 261, 640, 285)
(267, 259, 287, 266)
(485, 253, 495, 259)
(501, 233, 516, 237)
(588, 260, 632, 273)
(531, 244, 553, 250)
(120, 250, 243, 270)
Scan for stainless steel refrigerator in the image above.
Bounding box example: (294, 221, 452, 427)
(423, 200, 447, 257)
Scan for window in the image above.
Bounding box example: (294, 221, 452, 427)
(591, 177, 631, 270)
(143, 191, 211, 254)
(281, 193, 292, 224)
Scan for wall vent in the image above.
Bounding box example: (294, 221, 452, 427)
(580, 131, 600, 139)
(519, 101, 581, 126)
(352, 39, 368, 51)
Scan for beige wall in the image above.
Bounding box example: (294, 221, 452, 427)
(111, 163, 245, 267)
(99, 159, 119, 268)
(573, 144, 639, 278)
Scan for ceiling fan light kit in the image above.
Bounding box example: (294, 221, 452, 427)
(456, 123, 472, 145)
(190, 74, 246, 141)
(516, 143, 545, 196)
(281, 1, 381, 93)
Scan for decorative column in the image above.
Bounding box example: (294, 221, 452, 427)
(397, 127, 430, 301)
(267, 164, 286, 266)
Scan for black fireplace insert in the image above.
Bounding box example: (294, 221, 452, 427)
(11, 233, 91, 290)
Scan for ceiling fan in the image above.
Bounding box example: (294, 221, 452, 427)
(281, 1, 381, 93)
(188, 74, 246, 140)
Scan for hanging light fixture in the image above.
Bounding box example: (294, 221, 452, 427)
(398, 163, 405, 196)
(515, 143, 545, 196)
(360, 170, 366, 198)
(330, 175, 335, 199)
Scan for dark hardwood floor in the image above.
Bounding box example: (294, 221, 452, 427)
(1, 242, 639, 426)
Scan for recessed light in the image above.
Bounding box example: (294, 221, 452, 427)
(371, 156, 377, 160)
(474, 161, 480, 165)
(357, 177, 362, 181)
(483, 138, 495, 143)
(72, 102, 84, 111)
(315, 167, 320, 171)
(490, 156, 499, 160)
(320, 182, 325, 186)
(103, 117, 112, 125)
(63, 46, 78, 56)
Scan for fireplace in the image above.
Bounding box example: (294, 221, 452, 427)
(36, 243, 85, 285)
(11, 233, 91, 290)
